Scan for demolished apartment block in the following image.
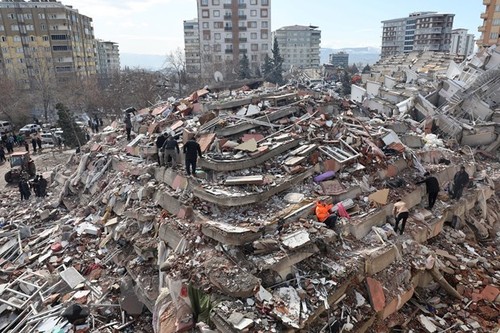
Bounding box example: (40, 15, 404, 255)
(0, 54, 499, 333)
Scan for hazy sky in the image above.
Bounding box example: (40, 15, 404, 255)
(62, 0, 484, 56)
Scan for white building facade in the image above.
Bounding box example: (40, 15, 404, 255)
(272, 25, 321, 71)
(450, 29, 475, 57)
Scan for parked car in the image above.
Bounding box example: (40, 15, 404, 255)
(0, 120, 12, 134)
(19, 124, 41, 134)
(40, 133, 56, 145)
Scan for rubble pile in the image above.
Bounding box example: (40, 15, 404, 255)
(1, 47, 500, 333)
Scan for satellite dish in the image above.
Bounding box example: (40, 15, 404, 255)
(214, 71, 224, 82)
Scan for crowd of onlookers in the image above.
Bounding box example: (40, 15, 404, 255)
(0, 129, 63, 164)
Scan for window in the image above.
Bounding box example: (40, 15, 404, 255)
(251, 32, 257, 39)
(202, 22, 209, 28)
(51, 34, 67, 40)
(41, 24, 46, 30)
(13, 36, 21, 42)
(203, 32, 211, 40)
(55, 66, 72, 72)
(261, 31, 268, 39)
(214, 10, 220, 17)
(8, 13, 15, 19)
(262, 44, 268, 51)
(490, 32, 499, 39)
(26, 25, 34, 31)
(250, 10, 257, 17)
(250, 0, 257, 4)
(16, 47, 23, 53)
(30, 36, 35, 41)
(1, 47, 7, 52)
(214, 22, 223, 28)
(493, 18, 500, 25)
(248, 21, 257, 28)
(38, 13, 45, 19)
(262, 0, 268, 4)
(42, 35, 49, 41)
(51, 25, 59, 30)
(18, 58, 24, 63)
(11, 24, 19, 31)
(261, 21, 268, 28)
(214, 33, 221, 40)
(251, 43, 258, 51)
(203, 45, 210, 51)
(201, 0, 208, 5)
(52, 45, 69, 51)
(495, 4, 500, 11)
(261, 9, 268, 17)
(23, 13, 32, 19)
(214, 44, 221, 52)
(0, 25, 3, 31)
(212, 0, 220, 4)
(251, 55, 257, 61)
(202, 9, 209, 18)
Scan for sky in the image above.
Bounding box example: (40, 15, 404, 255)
(62, 0, 485, 56)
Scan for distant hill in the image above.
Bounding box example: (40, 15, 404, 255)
(120, 53, 166, 70)
(321, 47, 381, 66)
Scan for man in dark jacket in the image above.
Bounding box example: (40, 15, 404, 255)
(162, 135, 180, 169)
(19, 178, 31, 200)
(38, 175, 48, 197)
(183, 137, 202, 176)
(155, 133, 167, 166)
(124, 114, 132, 141)
(416, 172, 440, 210)
(451, 166, 469, 200)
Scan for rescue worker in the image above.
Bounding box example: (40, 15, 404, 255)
(162, 135, 180, 169)
(451, 166, 469, 200)
(416, 171, 440, 210)
(392, 199, 409, 235)
(155, 133, 167, 166)
(124, 113, 132, 141)
(315, 200, 338, 230)
(19, 177, 31, 200)
(183, 136, 202, 176)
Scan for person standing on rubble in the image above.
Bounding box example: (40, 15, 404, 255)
(416, 172, 440, 210)
(18, 177, 31, 200)
(183, 136, 202, 176)
(451, 166, 469, 200)
(124, 113, 132, 141)
(162, 135, 180, 169)
(38, 175, 48, 198)
(392, 199, 409, 235)
(155, 133, 167, 166)
(315, 201, 338, 230)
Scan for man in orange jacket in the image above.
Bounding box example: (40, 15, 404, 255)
(315, 201, 338, 229)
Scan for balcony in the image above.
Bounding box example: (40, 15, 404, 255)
(224, 38, 233, 43)
(481, 12, 488, 19)
(483, 0, 490, 4)
(478, 25, 486, 32)
(238, 15, 247, 19)
(238, 26, 247, 31)
(239, 48, 247, 53)
(223, 3, 232, 9)
(239, 37, 247, 42)
(224, 26, 233, 31)
(238, 3, 246, 8)
(224, 14, 232, 20)
(225, 49, 233, 54)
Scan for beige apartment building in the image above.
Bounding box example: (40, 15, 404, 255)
(478, 0, 500, 47)
(194, 0, 272, 80)
(0, 0, 96, 86)
(272, 25, 321, 71)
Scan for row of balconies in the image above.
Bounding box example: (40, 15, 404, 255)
(223, 14, 247, 20)
(223, 3, 246, 9)
(224, 48, 248, 54)
(224, 26, 247, 31)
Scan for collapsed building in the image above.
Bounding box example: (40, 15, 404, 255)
(0, 47, 499, 333)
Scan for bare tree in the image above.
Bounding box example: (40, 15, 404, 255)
(30, 47, 58, 123)
(0, 76, 31, 126)
(164, 48, 186, 97)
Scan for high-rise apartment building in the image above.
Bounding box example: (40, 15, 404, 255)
(272, 25, 320, 71)
(194, 0, 271, 80)
(381, 12, 454, 58)
(329, 51, 349, 69)
(96, 40, 120, 80)
(450, 29, 475, 57)
(478, 0, 500, 48)
(0, 0, 96, 85)
(184, 19, 201, 77)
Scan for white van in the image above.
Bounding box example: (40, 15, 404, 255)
(0, 121, 12, 134)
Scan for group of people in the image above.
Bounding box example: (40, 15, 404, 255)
(155, 132, 203, 177)
(18, 175, 47, 200)
(88, 116, 103, 134)
(315, 166, 470, 236)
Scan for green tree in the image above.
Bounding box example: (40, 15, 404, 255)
(270, 37, 284, 84)
(56, 103, 88, 148)
(262, 54, 273, 80)
(239, 53, 251, 79)
(349, 64, 359, 75)
(254, 66, 261, 78)
(362, 64, 372, 74)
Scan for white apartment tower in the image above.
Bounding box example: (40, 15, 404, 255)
(195, 0, 271, 80)
(96, 40, 120, 78)
(450, 29, 475, 57)
(273, 25, 321, 71)
(184, 19, 201, 76)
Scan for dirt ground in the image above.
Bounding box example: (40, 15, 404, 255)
(0, 145, 75, 188)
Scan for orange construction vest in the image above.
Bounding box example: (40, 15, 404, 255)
(315, 202, 333, 222)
